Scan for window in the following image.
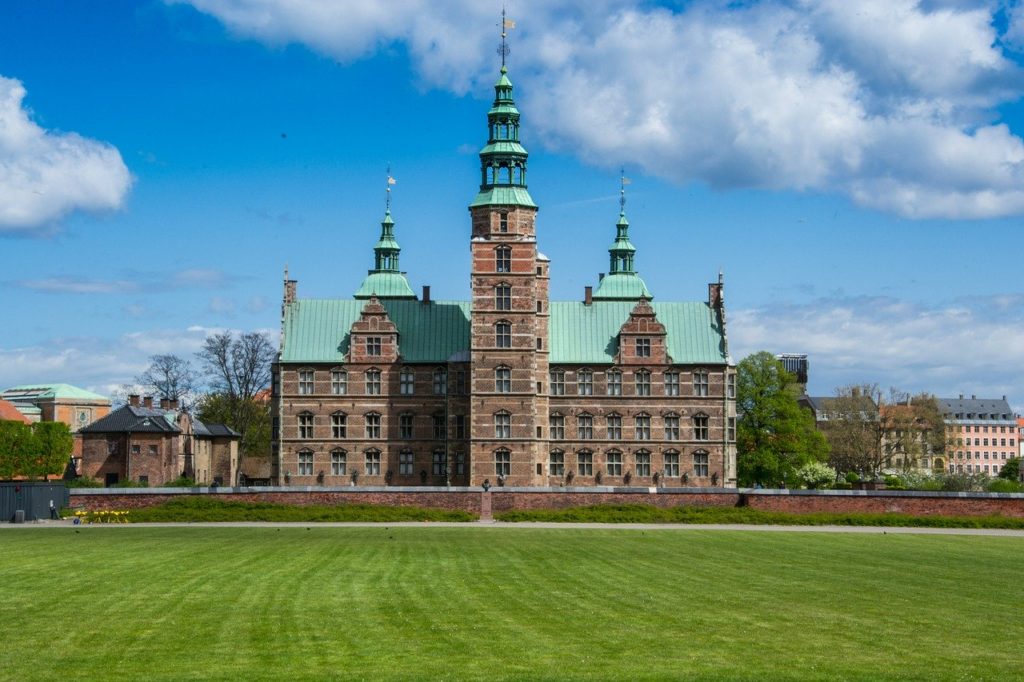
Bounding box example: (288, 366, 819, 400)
(455, 370, 467, 394)
(454, 414, 467, 439)
(499, 212, 508, 233)
(727, 374, 736, 399)
(366, 369, 381, 395)
(578, 414, 593, 440)
(432, 450, 447, 476)
(298, 413, 314, 439)
(107, 440, 118, 455)
(366, 337, 382, 356)
(665, 415, 680, 441)
(635, 414, 651, 440)
(694, 451, 709, 477)
(455, 452, 465, 476)
(148, 445, 157, 455)
(636, 451, 651, 477)
(298, 450, 314, 476)
(331, 370, 347, 395)
(495, 449, 511, 476)
(298, 369, 314, 395)
(607, 414, 622, 440)
(635, 370, 651, 396)
(578, 370, 593, 396)
(433, 414, 446, 440)
(131, 444, 140, 455)
(607, 451, 623, 476)
(433, 368, 447, 395)
(550, 414, 565, 440)
(578, 451, 593, 477)
(665, 371, 680, 396)
(727, 417, 736, 442)
(365, 450, 381, 476)
(496, 246, 511, 273)
(693, 414, 709, 441)
(495, 284, 512, 311)
(495, 367, 511, 393)
(399, 368, 415, 395)
(693, 371, 709, 397)
(366, 413, 381, 439)
(495, 412, 511, 439)
(331, 450, 347, 476)
(607, 370, 622, 396)
(549, 451, 564, 476)
(399, 413, 414, 439)
(331, 413, 347, 439)
(636, 338, 651, 357)
(550, 370, 565, 395)
(665, 451, 680, 477)
(399, 450, 414, 475)
(496, 321, 511, 348)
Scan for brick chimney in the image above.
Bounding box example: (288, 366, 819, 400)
(422, 285, 431, 305)
(143, 396, 153, 408)
(128, 394, 140, 407)
(159, 398, 170, 409)
(170, 398, 179, 410)
(584, 286, 593, 306)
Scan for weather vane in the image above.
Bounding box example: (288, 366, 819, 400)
(620, 167, 631, 213)
(498, 7, 515, 67)
(385, 164, 396, 212)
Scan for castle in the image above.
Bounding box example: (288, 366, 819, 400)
(271, 61, 736, 488)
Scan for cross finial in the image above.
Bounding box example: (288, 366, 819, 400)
(498, 7, 513, 67)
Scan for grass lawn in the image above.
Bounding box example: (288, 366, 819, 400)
(3, 528, 1021, 681)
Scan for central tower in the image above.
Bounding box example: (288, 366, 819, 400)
(468, 60, 549, 485)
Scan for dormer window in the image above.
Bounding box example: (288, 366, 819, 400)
(366, 337, 382, 356)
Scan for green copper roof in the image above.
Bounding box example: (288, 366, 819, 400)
(470, 186, 537, 208)
(281, 300, 470, 363)
(1, 383, 109, 402)
(281, 298, 726, 365)
(549, 301, 726, 364)
(353, 272, 416, 300)
(592, 273, 652, 300)
(480, 141, 528, 155)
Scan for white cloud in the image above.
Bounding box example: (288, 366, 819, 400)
(13, 267, 238, 295)
(730, 295, 1024, 407)
(0, 76, 133, 233)
(15, 277, 140, 294)
(180, 0, 1024, 220)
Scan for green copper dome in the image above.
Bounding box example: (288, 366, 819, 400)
(354, 209, 416, 300)
(470, 66, 536, 209)
(592, 200, 651, 301)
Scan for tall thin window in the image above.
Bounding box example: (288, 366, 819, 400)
(432, 450, 447, 476)
(298, 450, 314, 476)
(454, 414, 467, 439)
(693, 371, 709, 397)
(549, 451, 564, 476)
(635, 370, 651, 396)
(365, 450, 381, 475)
(495, 412, 511, 439)
(366, 337, 382, 356)
(366, 413, 381, 439)
(455, 370, 467, 394)
(495, 449, 511, 476)
(495, 284, 512, 311)
(578, 414, 593, 440)
(550, 371, 565, 396)
(693, 414, 709, 441)
(578, 451, 593, 477)
(400, 368, 415, 395)
(607, 451, 623, 476)
(499, 212, 509, 233)
(495, 367, 511, 393)
(365, 369, 381, 395)
(399, 450, 414, 475)
(298, 413, 314, 439)
(549, 414, 565, 440)
(432, 414, 445, 439)
(399, 413, 413, 439)
(635, 451, 651, 477)
(635, 414, 651, 440)
(727, 417, 736, 442)
(331, 370, 347, 395)
(298, 370, 314, 395)
(578, 370, 593, 396)
(693, 450, 709, 477)
(496, 246, 511, 273)
(331, 412, 347, 439)
(727, 374, 736, 399)
(607, 414, 622, 440)
(454, 452, 465, 476)
(607, 370, 622, 396)
(433, 368, 447, 395)
(331, 450, 347, 476)
(664, 415, 680, 441)
(496, 322, 511, 348)
(664, 371, 680, 397)
(664, 451, 680, 477)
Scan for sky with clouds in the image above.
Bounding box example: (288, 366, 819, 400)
(1, 0, 1023, 408)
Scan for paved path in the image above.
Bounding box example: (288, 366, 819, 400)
(5, 519, 1024, 536)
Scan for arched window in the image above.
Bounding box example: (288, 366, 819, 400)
(495, 321, 511, 348)
(495, 366, 511, 393)
(496, 246, 511, 273)
(495, 283, 512, 311)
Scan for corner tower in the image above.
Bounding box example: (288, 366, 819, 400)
(468, 43, 549, 485)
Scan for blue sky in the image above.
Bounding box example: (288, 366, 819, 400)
(2, 0, 1024, 409)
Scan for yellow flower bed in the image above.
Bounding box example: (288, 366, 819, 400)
(73, 510, 130, 524)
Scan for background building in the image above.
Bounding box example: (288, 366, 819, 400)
(272, 63, 736, 488)
(940, 395, 1017, 475)
(0, 383, 111, 465)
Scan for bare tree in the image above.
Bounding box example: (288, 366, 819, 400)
(196, 332, 274, 402)
(880, 391, 947, 473)
(137, 354, 196, 404)
(820, 384, 883, 476)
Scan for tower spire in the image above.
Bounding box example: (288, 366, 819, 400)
(354, 167, 415, 300)
(592, 172, 652, 301)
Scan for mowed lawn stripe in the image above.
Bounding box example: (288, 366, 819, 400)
(2, 528, 1021, 681)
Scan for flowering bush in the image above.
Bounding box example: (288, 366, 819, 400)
(795, 461, 836, 489)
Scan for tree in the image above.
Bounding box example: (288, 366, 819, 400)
(196, 392, 270, 459)
(736, 351, 829, 487)
(819, 384, 883, 476)
(998, 457, 1020, 481)
(0, 421, 72, 480)
(880, 391, 947, 473)
(137, 354, 196, 404)
(29, 422, 74, 480)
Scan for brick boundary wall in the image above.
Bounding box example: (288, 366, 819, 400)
(68, 487, 1024, 518)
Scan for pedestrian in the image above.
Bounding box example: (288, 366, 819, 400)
(49, 499, 58, 520)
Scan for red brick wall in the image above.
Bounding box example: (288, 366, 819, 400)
(67, 488, 1024, 518)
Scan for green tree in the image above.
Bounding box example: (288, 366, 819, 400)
(998, 457, 1020, 481)
(0, 420, 41, 480)
(32, 422, 75, 480)
(736, 351, 829, 487)
(196, 393, 270, 458)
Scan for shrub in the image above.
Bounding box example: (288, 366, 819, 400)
(845, 471, 860, 483)
(884, 475, 902, 487)
(998, 458, 1020, 481)
(160, 476, 196, 488)
(123, 496, 476, 523)
(986, 478, 1024, 493)
(830, 481, 853, 490)
(66, 477, 103, 488)
(795, 461, 836, 489)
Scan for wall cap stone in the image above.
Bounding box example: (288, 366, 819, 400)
(740, 488, 1024, 500)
